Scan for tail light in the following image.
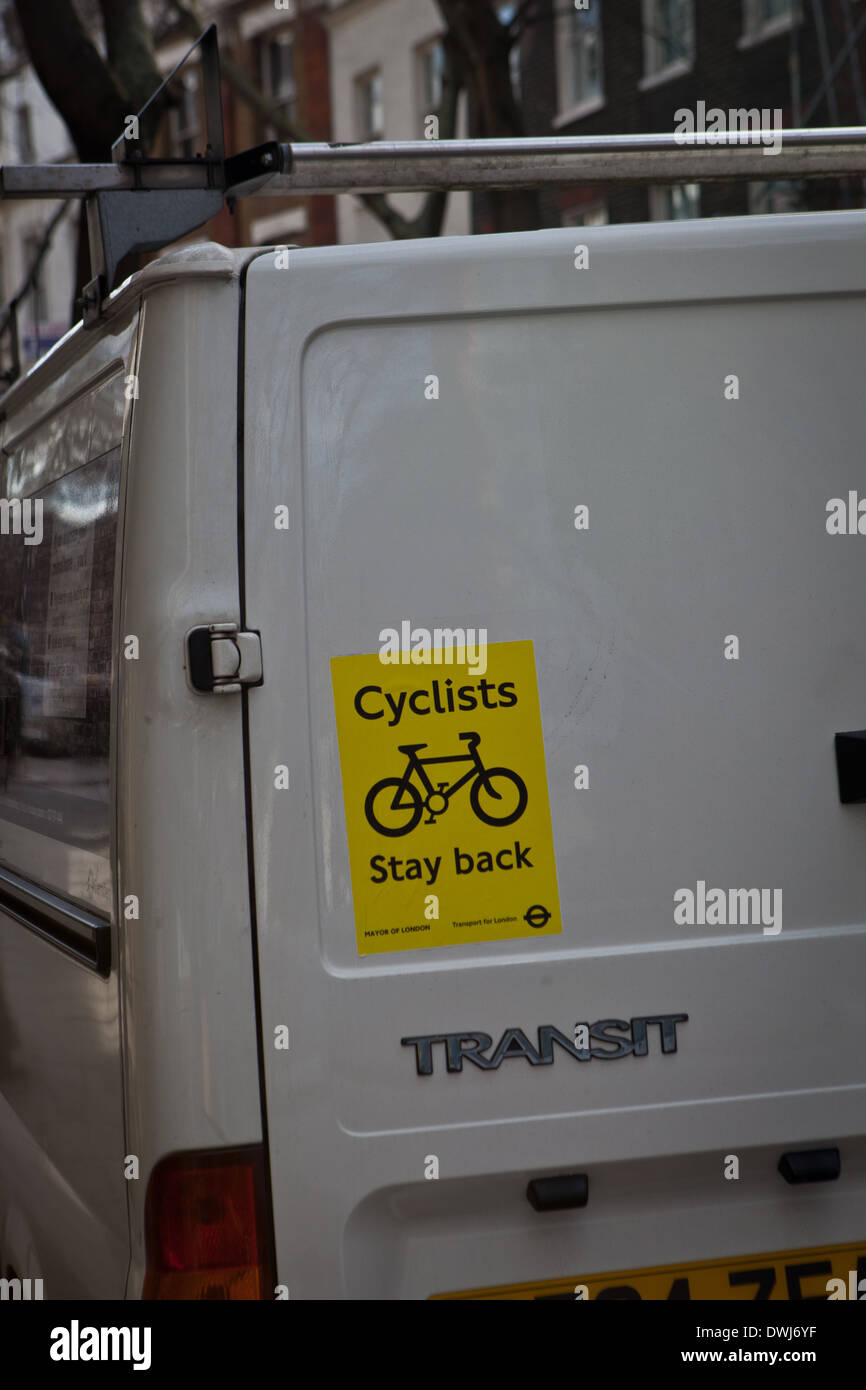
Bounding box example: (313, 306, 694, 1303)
(143, 1145, 275, 1299)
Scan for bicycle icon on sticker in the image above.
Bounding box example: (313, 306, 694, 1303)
(364, 731, 528, 838)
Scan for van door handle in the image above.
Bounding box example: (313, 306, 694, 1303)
(186, 623, 263, 694)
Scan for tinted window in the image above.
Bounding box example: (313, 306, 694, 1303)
(0, 446, 120, 913)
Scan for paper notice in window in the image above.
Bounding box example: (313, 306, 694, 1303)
(43, 517, 94, 718)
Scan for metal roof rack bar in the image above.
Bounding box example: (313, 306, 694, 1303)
(4, 128, 866, 201)
(264, 128, 866, 194)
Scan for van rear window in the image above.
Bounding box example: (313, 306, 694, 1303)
(0, 446, 120, 914)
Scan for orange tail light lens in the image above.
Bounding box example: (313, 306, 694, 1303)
(143, 1145, 275, 1299)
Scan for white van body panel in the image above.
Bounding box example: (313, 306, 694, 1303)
(243, 215, 866, 1298)
(116, 265, 266, 1298)
(0, 312, 138, 1298)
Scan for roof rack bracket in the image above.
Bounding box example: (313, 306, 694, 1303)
(224, 141, 288, 200)
(82, 186, 223, 324)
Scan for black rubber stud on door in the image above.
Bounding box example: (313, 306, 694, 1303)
(526, 1174, 588, 1211)
(835, 731, 866, 803)
(777, 1148, 840, 1185)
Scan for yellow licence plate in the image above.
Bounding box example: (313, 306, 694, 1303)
(432, 1240, 866, 1300)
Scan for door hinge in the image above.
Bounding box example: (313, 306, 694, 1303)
(186, 623, 263, 694)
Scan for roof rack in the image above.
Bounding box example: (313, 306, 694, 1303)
(7, 127, 866, 202)
(1, 24, 866, 355)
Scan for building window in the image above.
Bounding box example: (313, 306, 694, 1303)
(649, 183, 701, 220)
(562, 202, 609, 227)
(169, 69, 201, 158)
(556, 3, 604, 121)
(742, 0, 795, 43)
(262, 32, 297, 131)
(642, 0, 695, 82)
(16, 104, 33, 163)
(748, 179, 802, 214)
(355, 69, 384, 141)
(416, 39, 444, 134)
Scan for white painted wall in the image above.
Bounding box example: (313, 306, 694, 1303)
(327, 0, 470, 244)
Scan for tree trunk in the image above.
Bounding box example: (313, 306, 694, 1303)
(13, 0, 129, 161)
(98, 0, 164, 113)
(435, 0, 542, 232)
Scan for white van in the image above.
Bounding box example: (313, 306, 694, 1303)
(0, 210, 865, 1301)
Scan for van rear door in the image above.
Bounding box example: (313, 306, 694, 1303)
(242, 217, 866, 1300)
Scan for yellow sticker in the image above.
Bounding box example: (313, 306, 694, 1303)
(330, 640, 562, 954)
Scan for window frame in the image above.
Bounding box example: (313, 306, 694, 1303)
(0, 444, 121, 942)
(561, 201, 610, 228)
(739, 0, 797, 48)
(355, 67, 385, 142)
(169, 66, 202, 158)
(261, 29, 298, 134)
(0, 333, 137, 974)
(415, 37, 445, 137)
(639, 0, 695, 91)
(554, 2, 605, 128)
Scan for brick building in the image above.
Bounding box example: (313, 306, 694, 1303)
(516, 0, 866, 228)
(154, 0, 336, 252)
